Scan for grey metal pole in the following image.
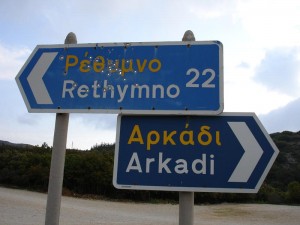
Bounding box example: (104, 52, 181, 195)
(45, 32, 77, 225)
(179, 30, 196, 225)
(182, 30, 196, 41)
(179, 192, 194, 225)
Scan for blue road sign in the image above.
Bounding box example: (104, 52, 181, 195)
(15, 41, 223, 114)
(113, 113, 279, 193)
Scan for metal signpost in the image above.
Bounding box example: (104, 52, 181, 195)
(15, 40, 223, 115)
(113, 113, 279, 193)
(44, 32, 77, 225)
(15, 30, 278, 225)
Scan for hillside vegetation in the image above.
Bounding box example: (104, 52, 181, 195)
(0, 131, 299, 204)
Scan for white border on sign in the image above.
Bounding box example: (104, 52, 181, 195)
(112, 112, 279, 193)
(16, 41, 223, 115)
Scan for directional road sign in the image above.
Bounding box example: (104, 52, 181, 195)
(113, 113, 279, 193)
(15, 41, 223, 114)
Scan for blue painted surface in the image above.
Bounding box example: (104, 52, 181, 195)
(16, 42, 223, 114)
(113, 114, 279, 193)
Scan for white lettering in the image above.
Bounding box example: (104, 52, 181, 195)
(77, 85, 89, 98)
(152, 84, 164, 98)
(61, 80, 181, 102)
(175, 159, 188, 174)
(62, 80, 75, 98)
(158, 152, 171, 173)
(103, 80, 114, 99)
(92, 80, 100, 98)
(125, 152, 215, 175)
(117, 85, 128, 103)
(166, 84, 180, 98)
(192, 154, 206, 174)
(131, 84, 150, 99)
(146, 158, 155, 173)
(126, 152, 142, 173)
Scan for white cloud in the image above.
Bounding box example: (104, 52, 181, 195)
(236, 0, 300, 48)
(187, 0, 236, 20)
(68, 115, 117, 149)
(254, 47, 300, 97)
(70, 114, 117, 131)
(17, 113, 39, 126)
(224, 47, 295, 115)
(224, 73, 293, 114)
(223, 0, 300, 114)
(0, 43, 31, 80)
(259, 97, 300, 133)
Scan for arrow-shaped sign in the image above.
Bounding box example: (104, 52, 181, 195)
(27, 52, 57, 104)
(228, 122, 263, 183)
(113, 113, 279, 193)
(16, 41, 223, 114)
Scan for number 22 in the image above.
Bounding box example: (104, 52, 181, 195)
(186, 68, 216, 88)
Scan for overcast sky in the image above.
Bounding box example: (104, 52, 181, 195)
(1, 0, 300, 149)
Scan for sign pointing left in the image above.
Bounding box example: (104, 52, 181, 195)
(16, 41, 223, 114)
(27, 52, 57, 104)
